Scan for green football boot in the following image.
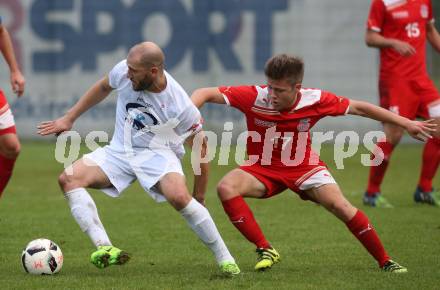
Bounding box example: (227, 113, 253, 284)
(382, 260, 408, 273)
(90, 246, 130, 269)
(255, 247, 280, 271)
(363, 192, 393, 208)
(219, 261, 241, 276)
(414, 187, 440, 206)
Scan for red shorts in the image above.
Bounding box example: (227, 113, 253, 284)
(0, 90, 8, 110)
(0, 90, 16, 134)
(239, 161, 336, 202)
(379, 76, 440, 119)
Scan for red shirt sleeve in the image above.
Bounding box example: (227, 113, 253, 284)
(316, 91, 350, 117)
(218, 85, 257, 112)
(367, 0, 385, 32)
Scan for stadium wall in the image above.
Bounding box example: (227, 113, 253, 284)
(0, 0, 438, 142)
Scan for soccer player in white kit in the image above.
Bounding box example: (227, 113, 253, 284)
(37, 42, 240, 275)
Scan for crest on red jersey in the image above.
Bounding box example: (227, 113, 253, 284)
(297, 118, 310, 132)
(420, 4, 428, 18)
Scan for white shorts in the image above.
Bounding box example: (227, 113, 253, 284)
(83, 145, 184, 202)
(428, 101, 440, 118)
(299, 169, 337, 191)
(0, 108, 15, 130)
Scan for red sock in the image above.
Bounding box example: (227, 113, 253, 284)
(366, 140, 394, 195)
(222, 196, 270, 249)
(0, 153, 16, 197)
(346, 210, 390, 267)
(419, 137, 440, 192)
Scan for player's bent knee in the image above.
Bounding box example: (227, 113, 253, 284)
(216, 182, 236, 201)
(58, 172, 70, 192)
(167, 191, 192, 210)
(0, 140, 20, 159)
(327, 200, 355, 222)
(58, 171, 83, 193)
(387, 131, 403, 145)
(384, 124, 404, 145)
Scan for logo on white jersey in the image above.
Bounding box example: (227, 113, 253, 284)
(420, 4, 428, 19)
(297, 118, 311, 132)
(125, 103, 160, 130)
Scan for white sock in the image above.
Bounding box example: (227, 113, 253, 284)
(180, 198, 234, 264)
(64, 188, 112, 247)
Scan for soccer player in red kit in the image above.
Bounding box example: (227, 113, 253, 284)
(192, 54, 436, 272)
(364, 0, 440, 207)
(0, 16, 25, 197)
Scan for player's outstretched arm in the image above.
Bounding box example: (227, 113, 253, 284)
(191, 87, 226, 108)
(427, 22, 440, 53)
(186, 131, 210, 206)
(0, 24, 25, 97)
(37, 76, 113, 136)
(348, 99, 437, 141)
(365, 29, 415, 56)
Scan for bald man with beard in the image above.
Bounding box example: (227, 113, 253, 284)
(37, 42, 240, 276)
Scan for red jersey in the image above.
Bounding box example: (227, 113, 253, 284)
(219, 85, 350, 168)
(367, 0, 434, 80)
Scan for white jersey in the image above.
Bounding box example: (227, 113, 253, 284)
(108, 60, 202, 157)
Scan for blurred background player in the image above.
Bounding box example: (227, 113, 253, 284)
(364, 0, 440, 207)
(0, 16, 25, 198)
(37, 42, 240, 275)
(192, 54, 436, 273)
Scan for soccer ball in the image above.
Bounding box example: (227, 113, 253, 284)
(21, 238, 63, 275)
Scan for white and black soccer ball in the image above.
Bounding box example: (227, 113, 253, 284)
(21, 238, 63, 275)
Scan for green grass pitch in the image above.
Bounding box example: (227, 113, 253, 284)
(0, 142, 439, 289)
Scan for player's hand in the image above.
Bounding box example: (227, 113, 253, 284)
(405, 119, 437, 142)
(10, 70, 25, 97)
(193, 192, 206, 207)
(37, 115, 74, 136)
(390, 39, 416, 56)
